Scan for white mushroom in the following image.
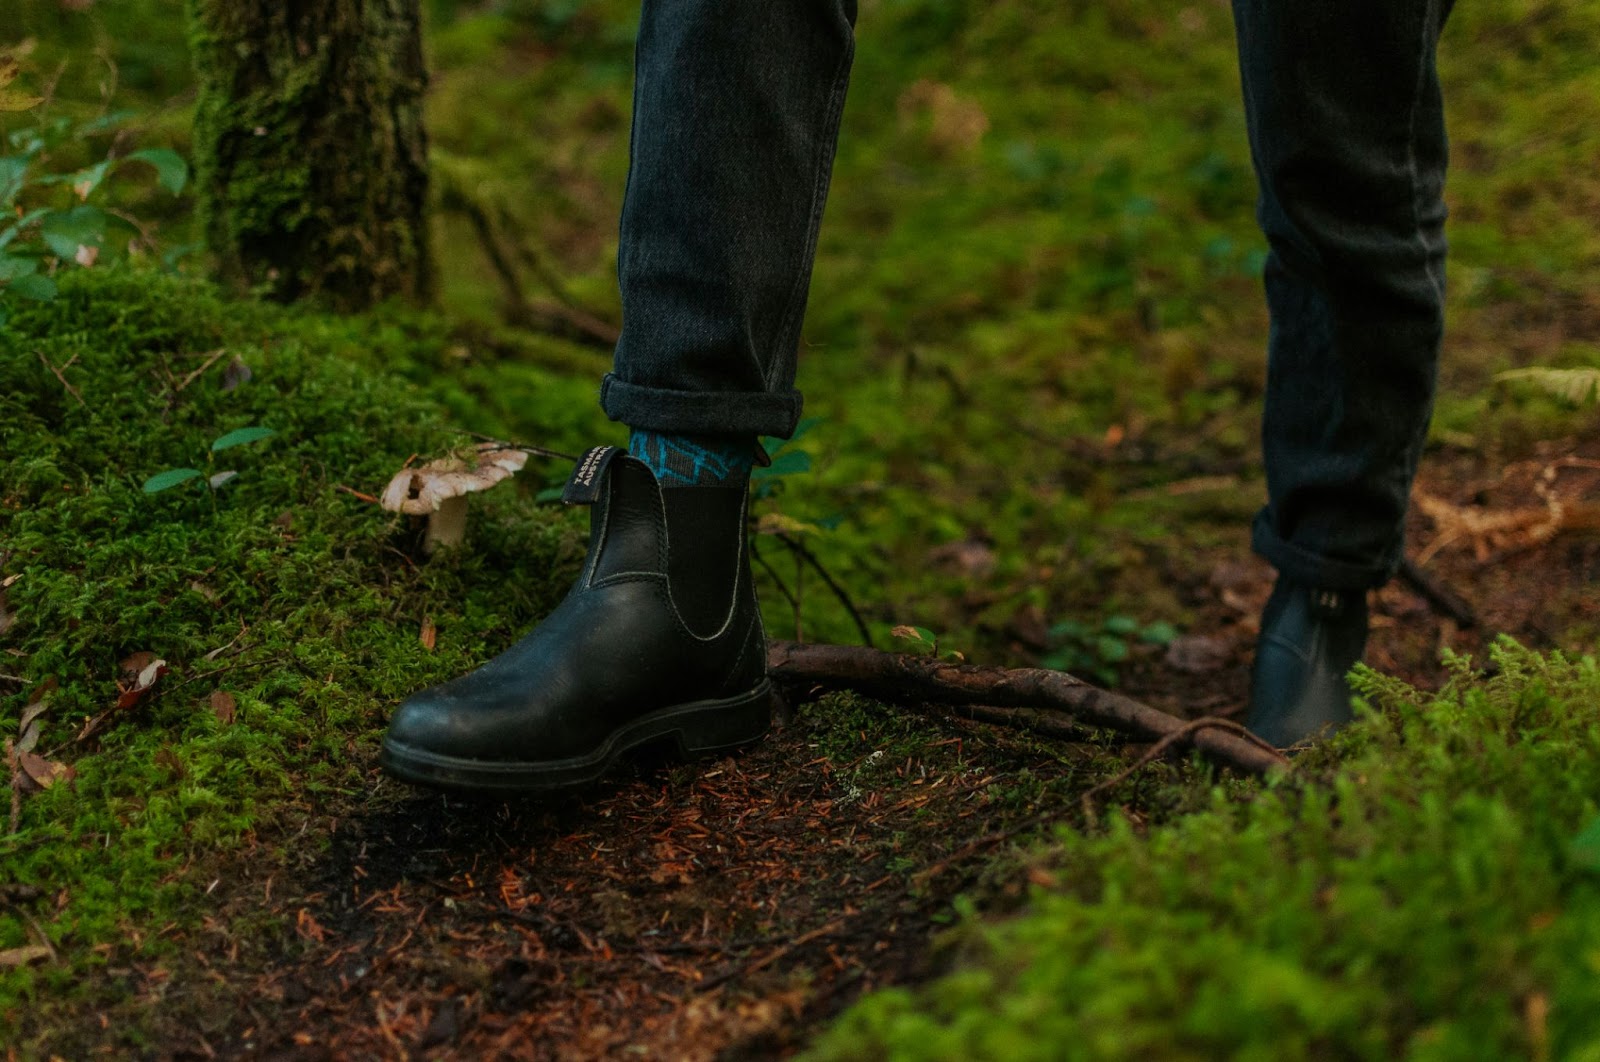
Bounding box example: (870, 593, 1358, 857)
(380, 443, 529, 553)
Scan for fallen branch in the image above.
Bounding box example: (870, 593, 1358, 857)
(767, 641, 1288, 776)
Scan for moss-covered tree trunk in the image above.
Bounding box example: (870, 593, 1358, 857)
(188, 0, 433, 310)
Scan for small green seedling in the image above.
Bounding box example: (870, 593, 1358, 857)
(890, 624, 965, 662)
(142, 426, 276, 494)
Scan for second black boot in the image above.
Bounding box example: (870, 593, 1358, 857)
(1245, 579, 1369, 749)
(380, 446, 770, 791)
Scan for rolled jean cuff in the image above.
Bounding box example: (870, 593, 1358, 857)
(1250, 508, 1398, 591)
(600, 373, 804, 439)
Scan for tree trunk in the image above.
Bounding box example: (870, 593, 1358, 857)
(187, 0, 433, 310)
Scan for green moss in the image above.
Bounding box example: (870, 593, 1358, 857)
(0, 268, 581, 1015)
(809, 644, 1600, 1060)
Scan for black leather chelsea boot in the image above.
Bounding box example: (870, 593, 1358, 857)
(380, 446, 770, 791)
(1245, 579, 1369, 749)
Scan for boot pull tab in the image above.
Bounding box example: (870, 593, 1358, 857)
(562, 446, 623, 505)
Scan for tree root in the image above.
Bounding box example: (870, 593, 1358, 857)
(767, 641, 1289, 776)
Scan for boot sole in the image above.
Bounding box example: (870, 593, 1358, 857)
(378, 682, 773, 792)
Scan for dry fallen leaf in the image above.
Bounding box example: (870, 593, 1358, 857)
(16, 750, 73, 790)
(79, 657, 169, 742)
(16, 717, 42, 756)
(420, 616, 437, 652)
(209, 691, 237, 725)
(115, 657, 168, 710)
(18, 701, 47, 732)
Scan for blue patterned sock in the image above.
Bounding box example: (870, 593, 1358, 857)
(628, 429, 755, 488)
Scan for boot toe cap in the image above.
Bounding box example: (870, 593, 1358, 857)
(383, 687, 482, 760)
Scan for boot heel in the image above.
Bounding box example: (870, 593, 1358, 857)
(671, 682, 773, 756)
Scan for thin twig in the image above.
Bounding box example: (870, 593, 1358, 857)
(695, 917, 849, 994)
(167, 653, 290, 695)
(21, 911, 56, 964)
(912, 720, 1284, 885)
(1079, 717, 1280, 817)
(173, 347, 228, 392)
(774, 532, 875, 648)
(911, 809, 1059, 886)
(7, 743, 21, 836)
(954, 703, 1094, 741)
(335, 485, 380, 505)
(36, 352, 85, 406)
(793, 545, 804, 642)
(750, 539, 801, 617)
(455, 431, 576, 463)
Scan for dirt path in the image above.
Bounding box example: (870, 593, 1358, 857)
(56, 440, 1597, 1061)
(177, 697, 1112, 1060)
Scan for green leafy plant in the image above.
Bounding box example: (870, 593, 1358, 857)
(753, 416, 820, 500)
(1041, 614, 1178, 686)
(142, 426, 276, 495)
(0, 51, 188, 327)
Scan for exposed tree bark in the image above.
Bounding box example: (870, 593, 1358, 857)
(188, 0, 432, 309)
(767, 641, 1289, 776)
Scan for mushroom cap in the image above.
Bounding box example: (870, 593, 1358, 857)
(380, 444, 530, 515)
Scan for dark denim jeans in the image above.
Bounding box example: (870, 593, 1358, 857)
(600, 0, 857, 439)
(604, 0, 1453, 590)
(1234, 0, 1455, 590)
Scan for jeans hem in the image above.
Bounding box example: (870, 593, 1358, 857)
(601, 373, 803, 438)
(1250, 509, 1397, 591)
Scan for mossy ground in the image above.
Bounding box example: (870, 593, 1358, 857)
(810, 647, 1600, 1060)
(2, 0, 1599, 1056)
(0, 271, 586, 1000)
